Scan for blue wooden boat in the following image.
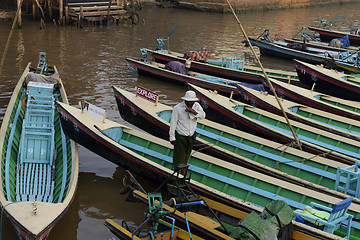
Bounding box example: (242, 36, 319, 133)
(55, 101, 360, 239)
(112, 85, 355, 197)
(0, 58, 79, 240)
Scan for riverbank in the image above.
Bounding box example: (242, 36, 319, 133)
(170, 0, 360, 13)
(1, 0, 359, 15)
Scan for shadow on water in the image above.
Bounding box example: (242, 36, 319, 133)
(1, 2, 360, 239)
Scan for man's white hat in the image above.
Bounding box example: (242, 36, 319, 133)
(181, 90, 199, 101)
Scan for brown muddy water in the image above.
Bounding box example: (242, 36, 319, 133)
(1, 2, 360, 239)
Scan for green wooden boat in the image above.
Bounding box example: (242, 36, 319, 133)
(113, 86, 354, 198)
(188, 83, 359, 165)
(236, 81, 360, 140)
(266, 77, 360, 118)
(0, 61, 79, 239)
(56, 101, 360, 239)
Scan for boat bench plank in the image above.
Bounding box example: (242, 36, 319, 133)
(16, 163, 54, 202)
(186, 211, 221, 229)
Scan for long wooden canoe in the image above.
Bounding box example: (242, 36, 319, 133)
(105, 218, 204, 240)
(0, 62, 79, 240)
(106, 190, 231, 240)
(55, 101, 360, 239)
(294, 60, 360, 100)
(126, 57, 240, 97)
(126, 190, 290, 240)
(236, 82, 360, 141)
(248, 37, 335, 64)
(187, 83, 358, 166)
(112, 86, 354, 198)
(334, 60, 360, 74)
(283, 38, 357, 52)
(263, 77, 360, 121)
(144, 48, 301, 85)
(308, 26, 360, 46)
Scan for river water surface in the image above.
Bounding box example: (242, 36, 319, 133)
(1, 2, 360, 239)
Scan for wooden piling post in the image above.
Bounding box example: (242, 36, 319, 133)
(59, 0, 63, 24)
(124, 0, 128, 9)
(32, 0, 36, 20)
(65, 6, 69, 24)
(17, 0, 22, 27)
(47, 0, 52, 19)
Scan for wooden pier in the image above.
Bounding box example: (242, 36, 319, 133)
(66, 1, 140, 26)
(13, 0, 141, 27)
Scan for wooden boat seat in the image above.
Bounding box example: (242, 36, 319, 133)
(19, 82, 55, 165)
(294, 197, 354, 239)
(221, 57, 245, 71)
(335, 161, 360, 198)
(36, 52, 48, 74)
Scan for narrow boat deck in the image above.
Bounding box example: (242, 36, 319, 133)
(100, 126, 360, 233)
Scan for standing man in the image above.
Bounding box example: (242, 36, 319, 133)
(169, 90, 206, 174)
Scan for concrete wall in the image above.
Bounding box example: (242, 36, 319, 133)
(173, 0, 359, 12)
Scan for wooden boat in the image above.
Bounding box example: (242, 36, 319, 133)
(187, 83, 359, 166)
(106, 218, 203, 240)
(308, 26, 360, 46)
(237, 81, 360, 140)
(334, 60, 360, 74)
(55, 101, 360, 239)
(282, 38, 357, 52)
(248, 37, 336, 64)
(112, 85, 354, 196)
(106, 217, 208, 240)
(130, 190, 349, 240)
(294, 59, 360, 100)
(105, 190, 232, 240)
(0, 61, 79, 240)
(263, 77, 360, 121)
(143, 48, 301, 85)
(106, 189, 293, 240)
(126, 57, 239, 97)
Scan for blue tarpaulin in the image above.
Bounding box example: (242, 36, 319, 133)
(329, 35, 350, 49)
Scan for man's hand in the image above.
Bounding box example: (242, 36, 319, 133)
(170, 140, 176, 145)
(185, 107, 198, 115)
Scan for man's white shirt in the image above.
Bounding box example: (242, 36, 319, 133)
(169, 101, 206, 141)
